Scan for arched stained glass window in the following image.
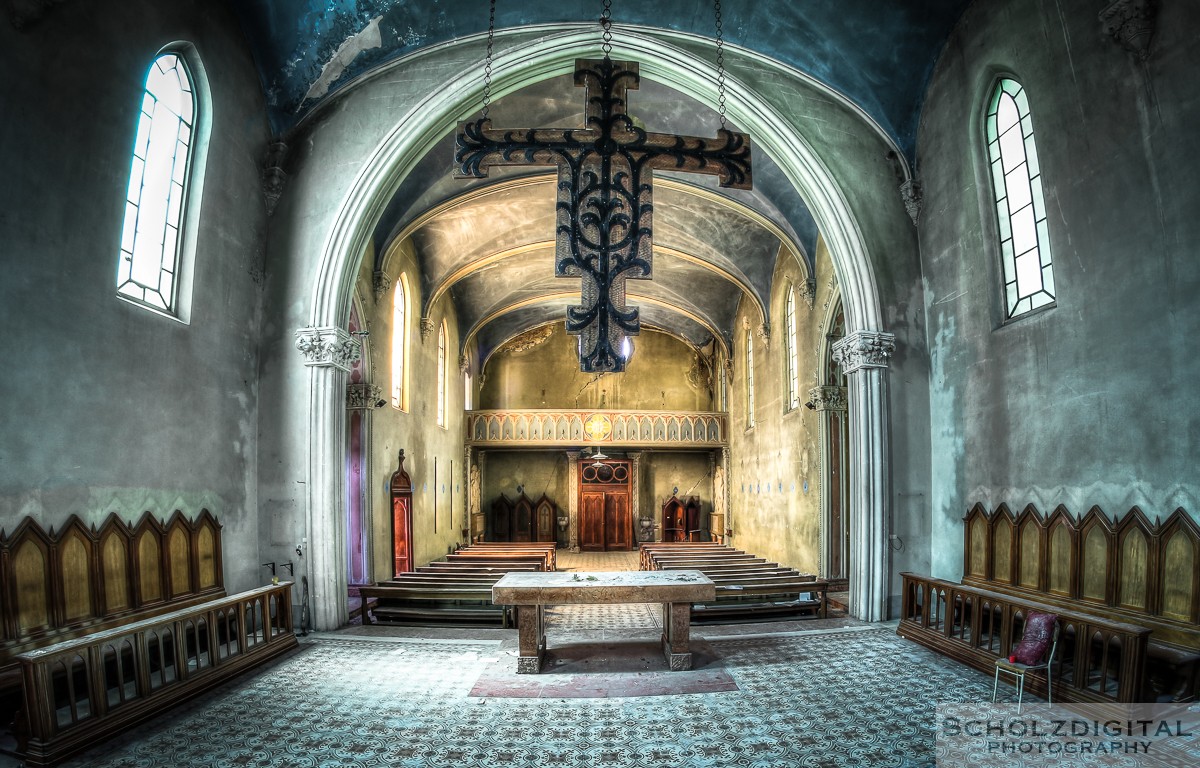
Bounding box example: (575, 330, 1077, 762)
(785, 287, 799, 411)
(986, 78, 1055, 319)
(117, 53, 197, 315)
(391, 274, 409, 410)
(436, 321, 447, 428)
(745, 329, 755, 429)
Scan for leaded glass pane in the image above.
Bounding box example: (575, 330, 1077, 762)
(1011, 206, 1037, 255)
(1015, 251, 1041, 298)
(986, 78, 1055, 319)
(436, 323, 447, 427)
(1005, 164, 1032, 212)
(116, 53, 195, 315)
(999, 123, 1025, 173)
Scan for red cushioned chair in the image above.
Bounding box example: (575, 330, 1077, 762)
(992, 611, 1059, 713)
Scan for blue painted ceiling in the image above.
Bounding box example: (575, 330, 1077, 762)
(229, 1, 970, 364)
(231, 0, 970, 157)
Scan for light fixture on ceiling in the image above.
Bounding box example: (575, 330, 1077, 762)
(590, 450, 609, 467)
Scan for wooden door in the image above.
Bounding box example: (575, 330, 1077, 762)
(579, 460, 633, 551)
(513, 496, 534, 542)
(389, 450, 414, 576)
(605, 493, 631, 549)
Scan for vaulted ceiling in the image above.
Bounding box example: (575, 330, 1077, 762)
(230, 2, 969, 366)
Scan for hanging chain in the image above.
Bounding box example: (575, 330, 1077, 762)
(714, 0, 727, 130)
(481, 0, 497, 120)
(600, 0, 613, 59)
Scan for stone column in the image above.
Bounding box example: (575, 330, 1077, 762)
(566, 450, 581, 551)
(294, 326, 361, 632)
(832, 330, 894, 623)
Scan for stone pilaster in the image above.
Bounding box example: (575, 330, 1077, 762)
(566, 451, 581, 551)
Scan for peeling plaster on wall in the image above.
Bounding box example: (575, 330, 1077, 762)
(302, 15, 386, 103)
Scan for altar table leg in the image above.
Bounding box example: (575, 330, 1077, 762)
(515, 604, 546, 674)
(661, 601, 693, 671)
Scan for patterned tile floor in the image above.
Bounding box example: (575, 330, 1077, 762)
(59, 618, 1027, 768)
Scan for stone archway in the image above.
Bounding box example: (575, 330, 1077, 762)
(297, 27, 895, 629)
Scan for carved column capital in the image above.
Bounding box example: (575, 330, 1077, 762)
(807, 385, 848, 412)
(459, 352, 471, 374)
(899, 179, 923, 226)
(262, 140, 289, 216)
(419, 317, 435, 342)
(295, 326, 361, 372)
(1100, 0, 1157, 60)
(372, 270, 392, 302)
(832, 330, 895, 375)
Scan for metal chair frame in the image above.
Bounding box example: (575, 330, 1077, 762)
(992, 620, 1060, 713)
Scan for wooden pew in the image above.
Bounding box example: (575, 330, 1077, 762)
(641, 543, 829, 621)
(361, 544, 558, 627)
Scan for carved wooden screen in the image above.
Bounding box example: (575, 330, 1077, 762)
(489, 494, 513, 542)
(961, 503, 1200, 644)
(512, 495, 534, 543)
(0, 510, 224, 658)
(534, 495, 557, 543)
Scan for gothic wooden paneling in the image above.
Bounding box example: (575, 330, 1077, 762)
(992, 507, 1014, 584)
(99, 520, 133, 615)
(0, 510, 225, 672)
(960, 503, 1200, 648)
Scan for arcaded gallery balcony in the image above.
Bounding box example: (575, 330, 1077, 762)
(465, 410, 728, 448)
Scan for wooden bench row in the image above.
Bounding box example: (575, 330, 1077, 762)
(639, 543, 829, 621)
(360, 544, 558, 627)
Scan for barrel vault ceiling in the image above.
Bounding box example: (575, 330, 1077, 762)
(230, 1, 970, 365)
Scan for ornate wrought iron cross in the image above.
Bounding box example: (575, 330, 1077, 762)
(455, 58, 752, 372)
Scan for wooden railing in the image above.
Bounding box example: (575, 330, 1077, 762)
(17, 583, 297, 768)
(899, 573, 1150, 703)
(466, 409, 727, 448)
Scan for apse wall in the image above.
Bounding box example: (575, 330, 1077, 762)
(917, 0, 1200, 580)
(479, 324, 714, 411)
(0, 1, 270, 594)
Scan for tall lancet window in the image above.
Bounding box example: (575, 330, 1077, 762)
(391, 274, 410, 410)
(986, 78, 1055, 319)
(117, 52, 199, 316)
(436, 321, 447, 428)
(745, 329, 756, 429)
(785, 286, 799, 411)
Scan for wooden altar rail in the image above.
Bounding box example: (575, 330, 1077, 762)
(17, 583, 297, 768)
(1, 511, 225, 671)
(899, 573, 1149, 704)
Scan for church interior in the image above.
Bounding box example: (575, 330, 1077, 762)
(1, 0, 1197, 765)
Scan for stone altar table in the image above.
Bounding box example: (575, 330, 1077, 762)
(492, 570, 716, 673)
